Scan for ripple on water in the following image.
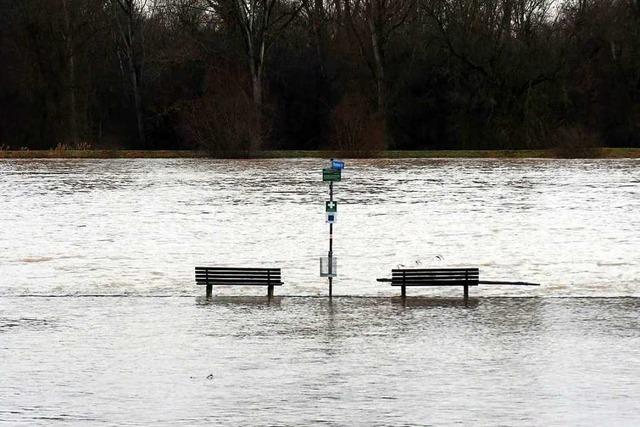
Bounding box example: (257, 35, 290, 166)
(1, 296, 639, 425)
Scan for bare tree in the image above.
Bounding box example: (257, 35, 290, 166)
(110, 0, 155, 146)
(301, 0, 328, 76)
(231, 0, 304, 150)
(176, 0, 303, 150)
(343, 0, 414, 114)
(60, 0, 80, 145)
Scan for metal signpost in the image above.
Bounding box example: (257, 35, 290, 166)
(321, 159, 344, 297)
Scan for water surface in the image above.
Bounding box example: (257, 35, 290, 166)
(1, 159, 639, 425)
(1, 158, 638, 297)
(2, 297, 640, 426)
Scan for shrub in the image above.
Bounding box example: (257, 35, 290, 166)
(329, 93, 386, 153)
(53, 142, 67, 153)
(552, 126, 602, 158)
(177, 69, 264, 155)
(74, 141, 92, 150)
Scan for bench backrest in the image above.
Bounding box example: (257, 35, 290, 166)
(195, 267, 282, 286)
(391, 268, 479, 286)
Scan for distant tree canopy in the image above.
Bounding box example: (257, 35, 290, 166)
(0, 0, 638, 151)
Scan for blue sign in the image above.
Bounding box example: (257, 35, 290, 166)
(331, 160, 345, 170)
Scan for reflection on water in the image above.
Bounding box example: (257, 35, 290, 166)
(0, 158, 638, 297)
(1, 297, 639, 425)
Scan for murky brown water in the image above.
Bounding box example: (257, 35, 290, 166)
(1, 159, 639, 425)
(2, 297, 640, 425)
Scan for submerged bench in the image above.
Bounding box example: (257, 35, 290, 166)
(378, 268, 479, 300)
(377, 267, 539, 302)
(195, 267, 283, 298)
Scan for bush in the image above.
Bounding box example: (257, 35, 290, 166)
(328, 93, 386, 152)
(177, 69, 262, 155)
(552, 126, 602, 158)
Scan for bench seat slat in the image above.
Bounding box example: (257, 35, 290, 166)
(392, 269, 478, 273)
(196, 270, 281, 274)
(392, 271, 478, 273)
(196, 271, 280, 277)
(196, 267, 280, 272)
(391, 273, 480, 279)
(196, 278, 281, 285)
(196, 269, 281, 273)
(391, 277, 479, 281)
(391, 273, 479, 278)
(196, 273, 281, 279)
(391, 267, 480, 273)
(392, 272, 478, 275)
(196, 280, 282, 282)
(391, 278, 479, 281)
(196, 279, 282, 283)
(391, 282, 479, 287)
(391, 277, 478, 283)
(196, 281, 283, 286)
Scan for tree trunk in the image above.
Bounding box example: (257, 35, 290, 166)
(368, 10, 385, 114)
(126, 16, 145, 147)
(501, 0, 512, 40)
(314, 0, 326, 77)
(61, 0, 78, 146)
(239, 0, 264, 153)
(251, 71, 262, 152)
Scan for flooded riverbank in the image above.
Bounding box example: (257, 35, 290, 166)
(1, 158, 638, 297)
(1, 159, 639, 425)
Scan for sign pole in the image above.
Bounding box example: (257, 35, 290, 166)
(321, 158, 343, 298)
(328, 179, 333, 298)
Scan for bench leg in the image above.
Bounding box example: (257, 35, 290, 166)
(206, 284, 212, 299)
(463, 285, 469, 305)
(401, 285, 406, 299)
(267, 285, 274, 299)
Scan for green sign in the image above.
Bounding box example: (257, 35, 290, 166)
(323, 168, 341, 182)
(326, 201, 337, 213)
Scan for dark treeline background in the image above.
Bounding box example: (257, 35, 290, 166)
(1, 0, 639, 152)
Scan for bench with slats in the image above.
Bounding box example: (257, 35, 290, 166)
(195, 267, 283, 298)
(378, 268, 479, 300)
(377, 267, 539, 301)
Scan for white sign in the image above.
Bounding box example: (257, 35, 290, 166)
(320, 256, 337, 277)
(326, 212, 337, 224)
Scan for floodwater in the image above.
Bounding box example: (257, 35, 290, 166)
(1, 159, 639, 425)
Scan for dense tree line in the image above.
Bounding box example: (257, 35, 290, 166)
(1, 0, 639, 152)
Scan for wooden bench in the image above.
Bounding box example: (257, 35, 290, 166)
(378, 268, 479, 301)
(195, 267, 283, 298)
(378, 267, 539, 301)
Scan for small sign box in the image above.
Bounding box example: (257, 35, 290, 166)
(325, 201, 337, 213)
(320, 256, 337, 277)
(326, 212, 337, 223)
(331, 160, 345, 170)
(322, 168, 341, 182)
